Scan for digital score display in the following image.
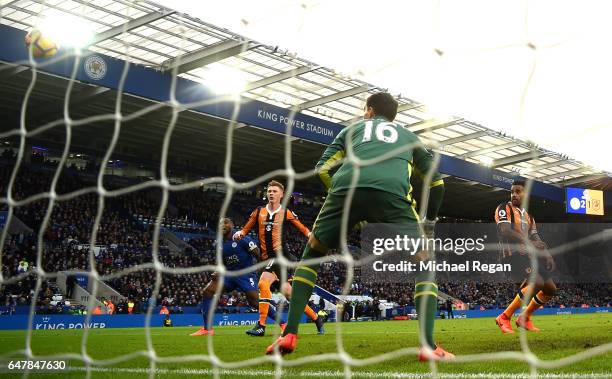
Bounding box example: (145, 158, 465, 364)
(566, 187, 604, 215)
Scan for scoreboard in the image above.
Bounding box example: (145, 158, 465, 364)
(566, 187, 604, 215)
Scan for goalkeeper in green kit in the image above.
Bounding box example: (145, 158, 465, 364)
(265, 92, 454, 361)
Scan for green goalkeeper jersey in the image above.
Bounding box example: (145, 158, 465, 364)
(316, 116, 443, 203)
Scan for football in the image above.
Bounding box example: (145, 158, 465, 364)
(24, 29, 58, 58)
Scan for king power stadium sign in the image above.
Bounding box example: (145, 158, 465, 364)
(35, 316, 106, 330)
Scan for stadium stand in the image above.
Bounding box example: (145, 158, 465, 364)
(2, 158, 610, 316)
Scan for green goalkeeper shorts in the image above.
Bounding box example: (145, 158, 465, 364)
(312, 188, 421, 249)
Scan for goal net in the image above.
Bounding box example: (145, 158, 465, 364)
(0, 0, 610, 378)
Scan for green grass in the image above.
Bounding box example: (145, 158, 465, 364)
(0, 313, 611, 378)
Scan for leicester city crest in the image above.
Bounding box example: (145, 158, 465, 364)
(84, 55, 107, 80)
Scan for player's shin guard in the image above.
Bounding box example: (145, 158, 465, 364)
(201, 298, 213, 330)
(524, 291, 552, 318)
(283, 245, 323, 336)
(415, 273, 438, 349)
(503, 286, 532, 319)
(258, 280, 273, 326)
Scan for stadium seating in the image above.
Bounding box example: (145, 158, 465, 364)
(1, 159, 610, 315)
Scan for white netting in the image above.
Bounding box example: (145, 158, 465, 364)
(0, 1, 610, 378)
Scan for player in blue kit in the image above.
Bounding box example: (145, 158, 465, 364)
(190, 218, 285, 336)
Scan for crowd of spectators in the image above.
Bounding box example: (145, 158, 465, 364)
(1, 160, 611, 317)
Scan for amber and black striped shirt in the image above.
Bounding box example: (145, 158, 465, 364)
(240, 205, 310, 261)
(495, 201, 538, 258)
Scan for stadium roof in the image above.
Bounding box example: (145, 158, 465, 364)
(0, 0, 610, 190)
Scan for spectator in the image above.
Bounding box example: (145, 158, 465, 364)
(65, 275, 76, 298)
(163, 314, 173, 327)
(446, 298, 454, 319)
(17, 259, 29, 274)
(104, 300, 115, 315)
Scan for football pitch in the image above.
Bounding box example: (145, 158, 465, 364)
(0, 313, 610, 378)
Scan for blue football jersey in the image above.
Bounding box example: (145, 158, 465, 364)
(222, 236, 257, 271)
